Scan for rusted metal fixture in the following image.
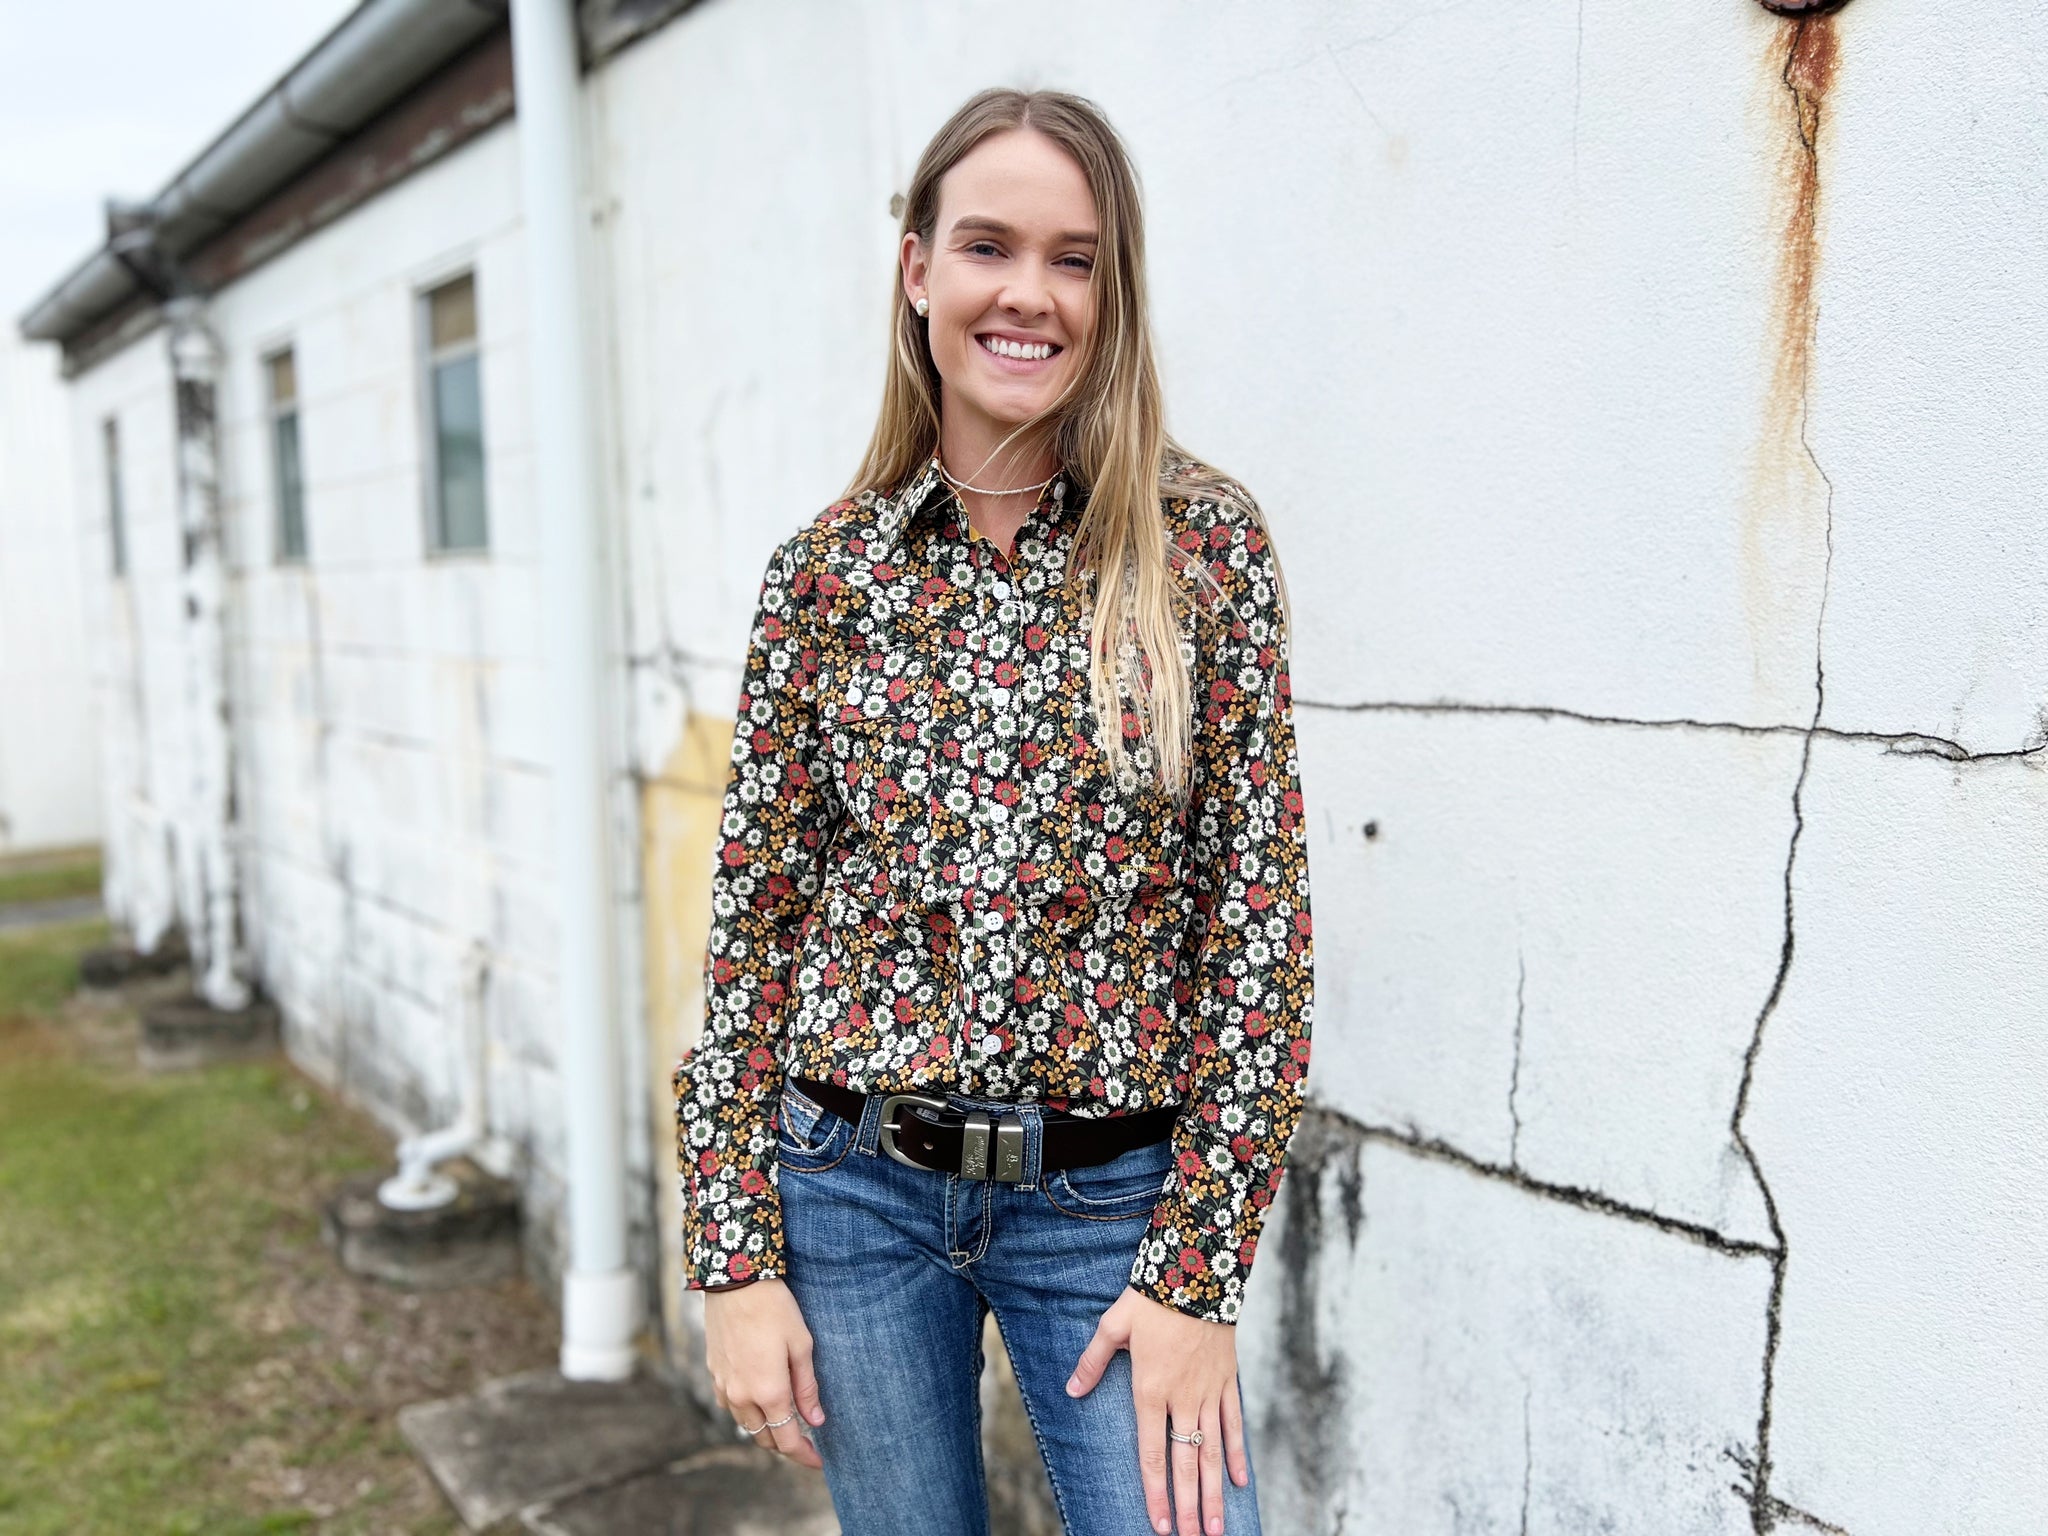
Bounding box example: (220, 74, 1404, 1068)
(1756, 0, 1852, 15)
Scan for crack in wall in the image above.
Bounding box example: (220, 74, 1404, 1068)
(1761, 1494, 1855, 1533)
(1572, 0, 1586, 192)
(1508, 946, 1527, 1167)
(1519, 1382, 1534, 1535)
(1293, 695, 2047, 766)
(1727, 18, 1842, 1536)
(1313, 1103, 1777, 1261)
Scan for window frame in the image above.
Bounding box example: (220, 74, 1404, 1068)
(414, 266, 489, 558)
(102, 415, 127, 578)
(262, 343, 308, 565)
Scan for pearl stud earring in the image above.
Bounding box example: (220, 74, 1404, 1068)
(914, 296, 929, 317)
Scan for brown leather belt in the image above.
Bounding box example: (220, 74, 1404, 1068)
(787, 1074, 1181, 1184)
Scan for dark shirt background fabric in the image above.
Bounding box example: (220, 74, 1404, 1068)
(673, 454, 1315, 1324)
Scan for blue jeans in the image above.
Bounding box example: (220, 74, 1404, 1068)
(774, 1078, 1265, 1536)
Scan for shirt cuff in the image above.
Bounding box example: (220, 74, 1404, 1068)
(1125, 1166, 1276, 1325)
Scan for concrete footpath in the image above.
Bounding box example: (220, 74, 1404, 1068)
(399, 1367, 840, 1534)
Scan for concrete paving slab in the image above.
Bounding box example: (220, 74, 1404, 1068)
(398, 1367, 715, 1531)
(138, 992, 281, 1070)
(322, 1164, 521, 1289)
(521, 1445, 838, 1536)
(0, 894, 104, 931)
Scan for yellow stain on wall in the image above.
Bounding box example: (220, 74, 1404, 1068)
(642, 708, 733, 1373)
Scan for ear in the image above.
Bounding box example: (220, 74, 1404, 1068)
(900, 229, 930, 310)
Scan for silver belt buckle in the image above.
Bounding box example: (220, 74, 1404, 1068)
(877, 1093, 949, 1171)
(879, 1094, 1028, 1182)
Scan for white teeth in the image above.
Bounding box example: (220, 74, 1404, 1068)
(981, 335, 1054, 361)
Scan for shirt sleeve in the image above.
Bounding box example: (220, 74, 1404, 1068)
(1129, 501, 1316, 1324)
(672, 531, 837, 1290)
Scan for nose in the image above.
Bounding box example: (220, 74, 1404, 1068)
(996, 264, 1054, 322)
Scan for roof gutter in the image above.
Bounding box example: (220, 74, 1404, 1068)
(16, 0, 508, 345)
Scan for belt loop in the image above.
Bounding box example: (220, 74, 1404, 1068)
(1020, 1104, 1042, 1191)
(855, 1084, 885, 1157)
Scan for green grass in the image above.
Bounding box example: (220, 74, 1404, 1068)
(0, 920, 97, 1019)
(0, 850, 102, 908)
(0, 919, 459, 1536)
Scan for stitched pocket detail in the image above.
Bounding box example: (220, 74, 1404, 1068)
(1042, 1136, 1175, 1221)
(776, 1082, 854, 1170)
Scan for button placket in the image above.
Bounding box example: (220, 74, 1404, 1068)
(951, 484, 1061, 1095)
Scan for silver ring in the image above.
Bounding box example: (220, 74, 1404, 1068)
(1168, 1424, 1204, 1447)
(734, 1419, 765, 1438)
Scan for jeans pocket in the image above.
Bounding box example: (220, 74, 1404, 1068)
(777, 1081, 853, 1170)
(1043, 1136, 1175, 1221)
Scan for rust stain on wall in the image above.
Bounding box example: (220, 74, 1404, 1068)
(1766, 19, 1837, 438)
(1740, 14, 1839, 704)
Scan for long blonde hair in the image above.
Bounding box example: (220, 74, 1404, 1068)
(845, 87, 1290, 799)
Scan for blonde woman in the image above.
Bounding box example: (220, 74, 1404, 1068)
(673, 86, 1314, 1536)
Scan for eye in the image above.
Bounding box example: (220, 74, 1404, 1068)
(966, 240, 1002, 257)
(1060, 255, 1094, 272)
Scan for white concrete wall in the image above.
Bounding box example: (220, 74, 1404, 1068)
(0, 333, 101, 854)
(60, 329, 184, 940)
(597, 2, 2047, 1532)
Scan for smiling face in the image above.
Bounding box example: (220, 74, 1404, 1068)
(902, 127, 1100, 463)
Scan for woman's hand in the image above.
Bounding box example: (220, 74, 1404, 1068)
(1066, 1285, 1250, 1536)
(703, 1278, 826, 1470)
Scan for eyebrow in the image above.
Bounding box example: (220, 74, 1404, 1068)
(949, 215, 1098, 247)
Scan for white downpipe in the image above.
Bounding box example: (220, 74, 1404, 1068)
(509, 0, 638, 1380)
(379, 939, 491, 1211)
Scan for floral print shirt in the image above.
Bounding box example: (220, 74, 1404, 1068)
(671, 453, 1315, 1324)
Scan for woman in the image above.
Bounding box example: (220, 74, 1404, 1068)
(672, 86, 1314, 1536)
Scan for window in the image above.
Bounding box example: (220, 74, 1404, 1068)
(103, 416, 126, 576)
(266, 347, 307, 563)
(419, 271, 487, 553)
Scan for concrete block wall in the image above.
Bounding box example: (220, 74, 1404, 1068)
(57, 115, 661, 1302)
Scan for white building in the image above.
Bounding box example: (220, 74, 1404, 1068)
(17, 2, 2047, 1531)
(0, 332, 100, 855)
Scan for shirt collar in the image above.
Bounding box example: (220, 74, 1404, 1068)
(871, 451, 1078, 563)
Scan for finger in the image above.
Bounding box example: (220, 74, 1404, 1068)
(790, 1338, 827, 1427)
(764, 1399, 823, 1471)
(727, 1393, 759, 1437)
(1137, 1388, 1172, 1536)
(1222, 1375, 1250, 1489)
(1068, 1316, 1125, 1398)
(1171, 1404, 1203, 1536)
(1200, 1397, 1226, 1535)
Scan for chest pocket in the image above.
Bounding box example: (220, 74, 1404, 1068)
(819, 649, 938, 884)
